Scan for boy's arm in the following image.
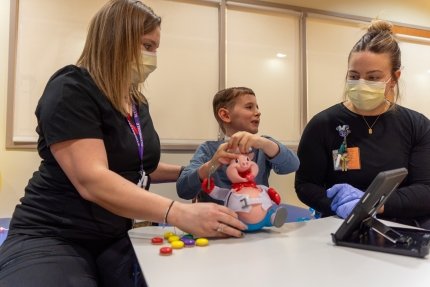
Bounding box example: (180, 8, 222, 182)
(256, 136, 281, 158)
(261, 136, 300, 175)
(196, 142, 239, 183)
(226, 132, 299, 174)
(176, 144, 211, 200)
(176, 142, 238, 200)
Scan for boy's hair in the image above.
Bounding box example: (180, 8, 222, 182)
(212, 87, 255, 133)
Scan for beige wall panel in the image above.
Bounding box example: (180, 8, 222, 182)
(1, 0, 42, 217)
(10, 0, 220, 145)
(226, 7, 301, 144)
(144, 0, 220, 144)
(265, 0, 430, 27)
(397, 37, 430, 116)
(12, 0, 106, 142)
(307, 16, 430, 121)
(306, 17, 365, 120)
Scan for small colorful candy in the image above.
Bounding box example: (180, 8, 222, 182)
(163, 231, 175, 239)
(182, 234, 194, 239)
(171, 240, 185, 249)
(195, 238, 209, 247)
(159, 246, 173, 256)
(167, 235, 180, 243)
(151, 236, 164, 245)
(181, 238, 195, 247)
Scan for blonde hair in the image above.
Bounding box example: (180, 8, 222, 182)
(76, 0, 161, 115)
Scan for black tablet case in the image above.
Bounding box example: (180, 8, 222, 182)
(331, 168, 430, 258)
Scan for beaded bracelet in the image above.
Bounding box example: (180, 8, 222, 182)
(163, 200, 175, 225)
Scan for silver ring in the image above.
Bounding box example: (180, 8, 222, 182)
(216, 223, 224, 233)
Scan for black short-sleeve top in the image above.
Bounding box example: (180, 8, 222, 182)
(9, 65, 161, 241)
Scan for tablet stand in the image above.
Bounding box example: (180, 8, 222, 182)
(361, 217, 413, 245)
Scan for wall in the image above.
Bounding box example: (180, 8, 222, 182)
(1, 0, 430, 217)
(266, 0, 430, 27)
(0, 0, 42, 217)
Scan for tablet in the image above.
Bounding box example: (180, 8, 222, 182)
(333, 168, 408, 241)
(332, 168, 430, 258)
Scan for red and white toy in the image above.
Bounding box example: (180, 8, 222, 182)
(202, 153, 287, 231)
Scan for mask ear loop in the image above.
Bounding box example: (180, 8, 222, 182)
(384, 76, 392, 83)
(383, 77, 391, 100)
(384, 76, 397, 104)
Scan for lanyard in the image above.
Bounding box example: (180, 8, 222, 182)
(126, 104, 144, 171)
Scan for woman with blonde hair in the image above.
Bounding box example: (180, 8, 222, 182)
(295, 20, 430, 228)
(0, 1, 245, 286)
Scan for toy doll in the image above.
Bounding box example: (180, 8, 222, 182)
(202, 152, 288, 231)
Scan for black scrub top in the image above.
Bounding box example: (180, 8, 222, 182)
(9, 65, 161, 241)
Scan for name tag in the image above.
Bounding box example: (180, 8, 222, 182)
(137, 171, 148, 188)
(332, 147, 361, 171)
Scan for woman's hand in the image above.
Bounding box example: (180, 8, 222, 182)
(327, 183, 364, 219)
(167, 201, 247, 238)
(327, 183, 364, 211)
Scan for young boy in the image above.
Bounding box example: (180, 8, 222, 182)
(176, 87, 299, 203)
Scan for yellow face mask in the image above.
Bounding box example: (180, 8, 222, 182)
(131, 51, 157, 84)
(346, 78, 390, 111)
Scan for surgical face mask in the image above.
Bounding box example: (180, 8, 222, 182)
(346, 78, 390, 111)
(131, 50, 157, 84)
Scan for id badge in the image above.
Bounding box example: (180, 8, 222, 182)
(332, 147, 361, 171)
(137, 171, 148, 188)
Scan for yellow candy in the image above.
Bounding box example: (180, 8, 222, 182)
(168, 235, 180, 243)
(171, 240, 185, 249)
(163, 232, 175, 239)
(195, 238, 209, 247)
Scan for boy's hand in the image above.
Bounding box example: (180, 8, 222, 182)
(228, 132, 279, 158)
(212, 142, 240, 165)
(198, 143, 238, 180)
(227, 131, 263, 154)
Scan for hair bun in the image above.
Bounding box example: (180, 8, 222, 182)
(368, 19, 393, 34)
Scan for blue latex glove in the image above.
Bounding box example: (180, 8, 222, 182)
(334, 199, 360, 219)
(326, 183, 364, 211)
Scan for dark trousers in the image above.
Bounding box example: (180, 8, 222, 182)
(0, 234, 146, 287)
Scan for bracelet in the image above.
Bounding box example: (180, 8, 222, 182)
(163, 200, 175, 225)
(208, 162, 218, 177)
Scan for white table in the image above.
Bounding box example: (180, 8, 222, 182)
(129, 217, 430, 287)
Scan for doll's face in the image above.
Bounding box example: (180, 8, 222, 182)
(225, 153, 258, 183)
(232, 154, 252, 171)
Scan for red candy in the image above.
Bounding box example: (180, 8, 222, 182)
(151, 236, 164, 245)
(159, 246, 173, 256)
